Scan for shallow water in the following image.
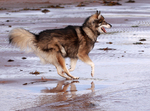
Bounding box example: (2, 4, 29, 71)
(1, 1, 150, 111)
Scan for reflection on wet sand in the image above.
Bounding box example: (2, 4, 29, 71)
(41, 80, 79, 101)
(23, 81, 97, 111)
(87, 81, 95, 92)
(41, 80, 78, 93)
(41, 80, 95, 99)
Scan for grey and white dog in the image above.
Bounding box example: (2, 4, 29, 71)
(9, 11, 112, 79)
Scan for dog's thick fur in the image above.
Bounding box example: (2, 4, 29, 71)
(9, 11, 112, 79)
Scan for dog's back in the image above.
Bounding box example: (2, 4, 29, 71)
(36, 26, 80, 58)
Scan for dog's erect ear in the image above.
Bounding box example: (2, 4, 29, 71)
(96, 11, 101, 19)
(96, 10, 101, 15)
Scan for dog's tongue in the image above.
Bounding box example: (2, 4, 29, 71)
(102, 27, 106, 33)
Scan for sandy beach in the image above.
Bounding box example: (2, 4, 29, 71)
(0, 0, 150, 111)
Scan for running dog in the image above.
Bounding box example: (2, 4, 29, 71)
(9, 11, 112, 79)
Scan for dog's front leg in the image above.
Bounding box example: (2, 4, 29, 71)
(78, 54, 94, 77)
(69, 58, 78, 72)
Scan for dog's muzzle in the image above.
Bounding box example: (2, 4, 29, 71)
(99, 24, 112, 33)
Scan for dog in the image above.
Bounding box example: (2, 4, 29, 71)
(9, 11, 112, 80)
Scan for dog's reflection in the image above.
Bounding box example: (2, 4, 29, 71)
(41, 80, 95, 96)
(25, 81, 96, 110)
(87, 81, 95, 92)
(41, 81, 78, 93)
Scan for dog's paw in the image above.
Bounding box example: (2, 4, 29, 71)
(72, 77, 79, 80)
(66, 77, 72, 80)
(91, 73, 94, 77)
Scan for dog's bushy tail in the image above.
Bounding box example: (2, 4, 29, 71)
(9, 28, 37, 53)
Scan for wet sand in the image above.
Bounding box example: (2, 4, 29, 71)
(1, 0, 150, 111)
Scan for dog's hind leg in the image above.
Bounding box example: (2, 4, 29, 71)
(57, 53, 79, 79)
(54, 64, 72, 80)
(78, 54, 94, 77)
(69, 58, 78, 72)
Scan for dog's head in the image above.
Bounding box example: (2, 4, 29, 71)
(83, 11, 112, 34)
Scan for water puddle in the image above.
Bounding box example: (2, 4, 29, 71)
(22, 80, 108, 93)
(0, 78, 108, 93)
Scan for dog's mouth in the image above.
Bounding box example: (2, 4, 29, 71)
(101, 27, 106, 33)
(99, 24, 112, 33)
